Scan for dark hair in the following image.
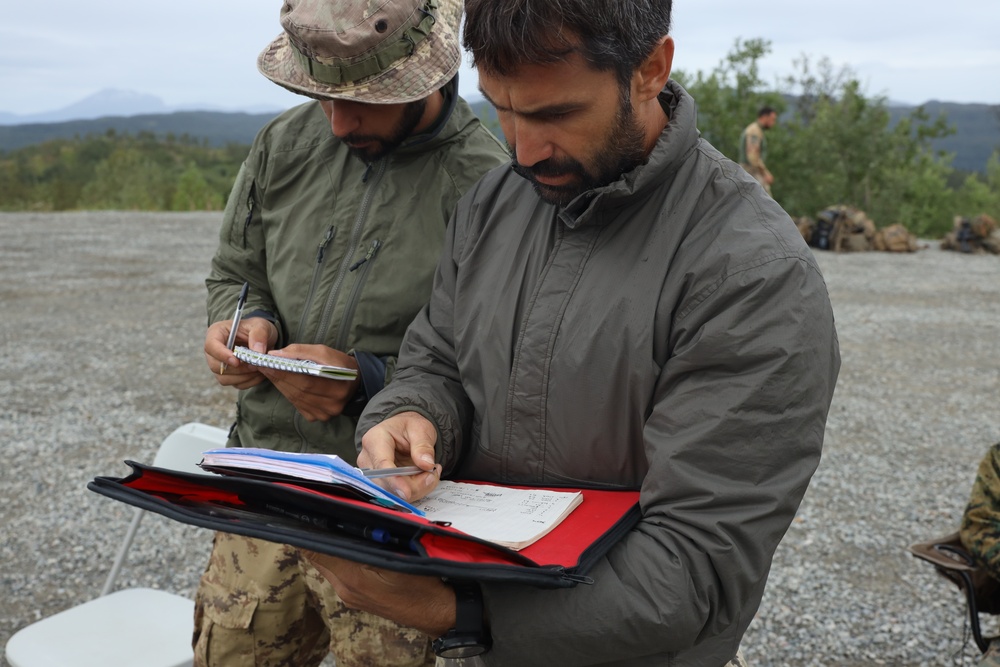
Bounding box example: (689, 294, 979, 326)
(462, 0, 673, 89)
(758, 106, 776, 118)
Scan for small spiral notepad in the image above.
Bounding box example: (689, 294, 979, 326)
(233, 346, 358, 380)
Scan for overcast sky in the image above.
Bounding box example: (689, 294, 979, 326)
(3, 0, 998, 116)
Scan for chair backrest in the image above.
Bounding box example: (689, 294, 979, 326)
(99, 423, 228, 597)
(910, 532, 1000, 654)
(4, 423, 226, 667)
(152, 422, 228, 474)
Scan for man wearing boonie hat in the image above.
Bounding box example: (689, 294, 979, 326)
(195, 0, 507, 664)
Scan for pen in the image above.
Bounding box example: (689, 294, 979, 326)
(220, 281, 249, 375)
(359, 466, 424, 479)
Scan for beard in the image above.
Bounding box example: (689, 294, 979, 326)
(343, 98, 427, 163)
(510, 94, 648, 207)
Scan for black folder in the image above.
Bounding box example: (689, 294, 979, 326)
(88, 462, 641, 589)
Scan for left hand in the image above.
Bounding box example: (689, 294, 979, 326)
(258, 344, 361, 421)
(301, 551, 455, 637)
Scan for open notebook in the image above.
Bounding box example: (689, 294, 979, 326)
(199, 448, 582, 550)
(416, 481, 582, 550)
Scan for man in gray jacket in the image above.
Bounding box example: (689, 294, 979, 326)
(196, 0, 506, 665)
(305, 1, 840, 665)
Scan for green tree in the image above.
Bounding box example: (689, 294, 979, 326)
(771, 65, 956, 236)
(0, 131, 243, 211)
(172, 162, 221, 210)
(953, 152, 1000, 220)
(78, 147, 171, 210)
(671, 39, 965, 237)
(672, 38, 785, 161)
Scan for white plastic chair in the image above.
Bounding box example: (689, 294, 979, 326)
(4, 422, 229, 667)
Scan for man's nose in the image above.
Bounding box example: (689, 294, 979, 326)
(329, 100, 362, 138)
(507, 118, 554, 168)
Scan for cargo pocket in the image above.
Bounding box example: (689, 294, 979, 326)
(194, 573, 330, 667)
(193, 578, 259, 667)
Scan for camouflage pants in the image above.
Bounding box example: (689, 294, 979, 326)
(193, 532, 435, 667)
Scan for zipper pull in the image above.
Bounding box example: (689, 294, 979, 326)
(349, 239, 381, 271)
(362, 162, 374, 183)
(316, 225, 335, 263)
(241, 189, 255, 248)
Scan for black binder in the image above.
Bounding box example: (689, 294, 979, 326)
(88, 462, 641, 589)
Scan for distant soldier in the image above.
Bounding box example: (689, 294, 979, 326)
(739, 106, 778, 195)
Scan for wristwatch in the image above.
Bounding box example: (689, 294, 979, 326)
(432, 581, 492, 658)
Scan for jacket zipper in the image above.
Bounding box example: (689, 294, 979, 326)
(314, 158, 387, 344)
(293, 159, 386, 450)
(293, 224, 336, 342)
(292, 224, 336, 451)
(570, 502, 643, 576)
(241, 185, 256, 248)
(335, 239, 382, 350)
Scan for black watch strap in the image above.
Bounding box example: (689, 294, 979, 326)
(432, 581, 492, 658)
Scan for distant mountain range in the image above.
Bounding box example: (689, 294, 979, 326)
(1, 89, 997, 173)
(0, 89, 284, 125)
(0, 110, 280, 152)
(888, 101, 999, 174)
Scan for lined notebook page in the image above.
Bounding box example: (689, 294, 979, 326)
(415, 481, 583, 550)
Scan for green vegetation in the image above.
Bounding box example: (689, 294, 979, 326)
(2, 41, 998, 238)
(673, 39, 1000, 237)
(0, 130, 245, 212)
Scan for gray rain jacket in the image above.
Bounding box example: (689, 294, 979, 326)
(359, 81, 840, 666)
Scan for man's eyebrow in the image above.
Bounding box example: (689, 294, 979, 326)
(477, 88, 582, 119)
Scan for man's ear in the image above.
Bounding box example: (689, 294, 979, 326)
(633, 36, 674, 102)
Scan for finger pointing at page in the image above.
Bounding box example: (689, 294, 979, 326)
(360, 411, 440, 501)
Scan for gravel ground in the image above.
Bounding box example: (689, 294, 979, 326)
(1, 211, 999, 666)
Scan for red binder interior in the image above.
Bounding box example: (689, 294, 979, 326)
(125, 468, 640, 569)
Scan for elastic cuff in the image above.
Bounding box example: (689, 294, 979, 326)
(242, 309, 277, 324)
(343, 351, 387, 416)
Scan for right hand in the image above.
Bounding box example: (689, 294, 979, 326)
(359, 412, 441, 502)
(258, 344, 360, 421)
(204, 316, 278, 389)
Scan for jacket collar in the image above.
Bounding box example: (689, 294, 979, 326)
(394, 75, 462, 155)
(556, 80, 700, 230)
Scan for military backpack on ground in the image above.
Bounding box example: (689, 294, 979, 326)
(797, 205, 921, 253)
(941, 214, 1000, 254)
(872, 223, 919, 253)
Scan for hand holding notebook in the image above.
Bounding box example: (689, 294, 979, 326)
(233, 346, 358, 380)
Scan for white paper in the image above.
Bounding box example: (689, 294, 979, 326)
(415, 481, 583, 550)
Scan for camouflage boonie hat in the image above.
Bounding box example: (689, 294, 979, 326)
(258, 0, 461, 104)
